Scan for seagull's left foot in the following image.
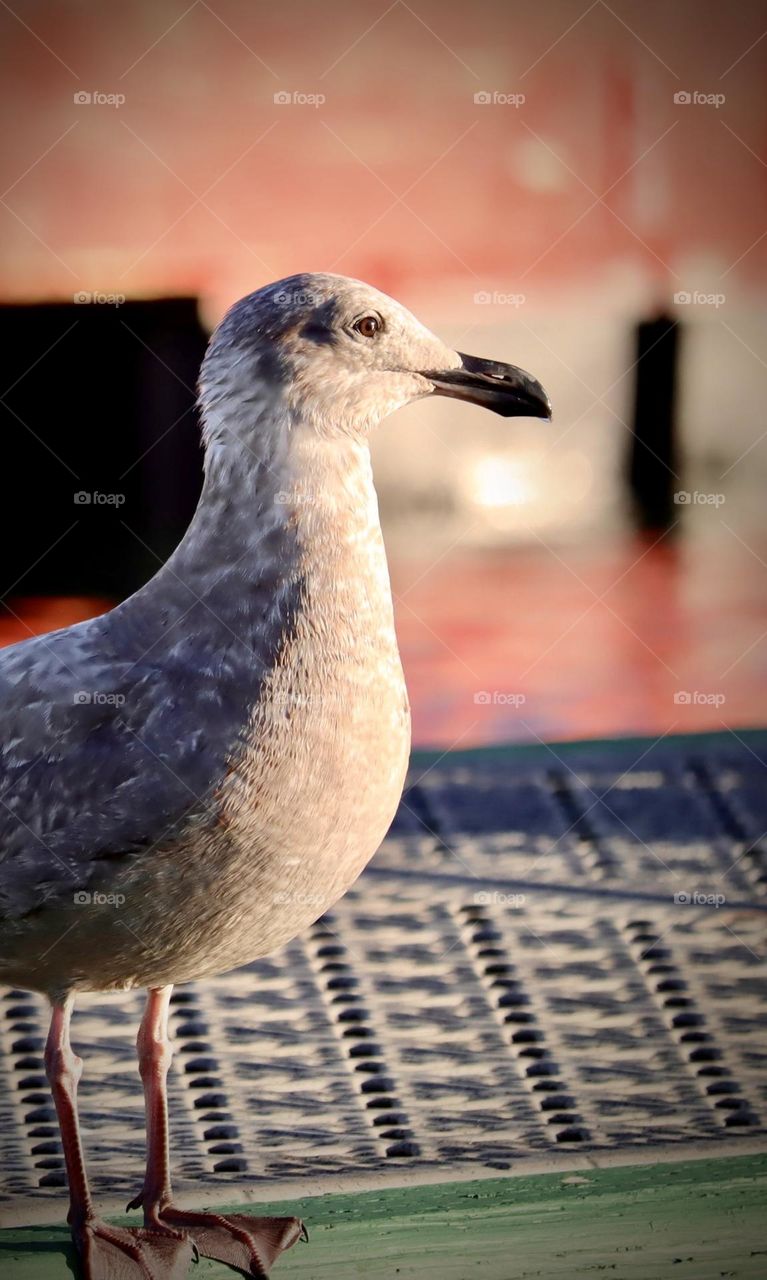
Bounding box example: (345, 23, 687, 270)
(126, 989, 304, 1274)
(71, 1215, 196, 1280)
(131, 1203, 305, 1278)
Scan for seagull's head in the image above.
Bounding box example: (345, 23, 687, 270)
(201, 273, 551, 444)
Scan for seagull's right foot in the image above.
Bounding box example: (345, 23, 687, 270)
(72, 1216, 195, 1280)
(156, 1206, 305, 1277)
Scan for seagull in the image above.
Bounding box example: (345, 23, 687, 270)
(0, 273, 550, 1279)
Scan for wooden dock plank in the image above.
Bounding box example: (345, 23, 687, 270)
(2, 1154, 765, 1279)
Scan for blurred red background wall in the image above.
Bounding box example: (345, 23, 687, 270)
(1, 0, 765, 747)
(1, 0, 765, 318)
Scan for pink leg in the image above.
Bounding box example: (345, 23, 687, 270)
(127, 986, 175, 1222)
(128, 986, 305, 1277)
(44, 996, 93, 1229)
(45, 994, 194, 1280)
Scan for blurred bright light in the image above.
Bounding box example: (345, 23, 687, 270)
(471, 453, 537, 508)
(512, 137, 569, 193)
(466, 446, 595, 535)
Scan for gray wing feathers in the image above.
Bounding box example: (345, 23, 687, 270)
(0, 618, 232, 920)
(0, 452, 302, 922)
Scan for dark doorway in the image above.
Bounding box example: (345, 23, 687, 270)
(0, 298, 208, 602)
(628, 311, 680, 531)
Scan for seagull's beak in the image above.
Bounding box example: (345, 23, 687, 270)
(425, 352, 552, 420)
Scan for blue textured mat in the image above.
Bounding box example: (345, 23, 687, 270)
(384, 728, 767, 908)
(2, 729, 766, 1213)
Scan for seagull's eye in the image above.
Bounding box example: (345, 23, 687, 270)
(353, 314, 381, 339)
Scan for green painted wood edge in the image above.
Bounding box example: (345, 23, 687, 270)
(3, 1153, 765, 1277)
(409, 726, 767, 768)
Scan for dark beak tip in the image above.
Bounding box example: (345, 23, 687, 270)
(427, 351, 551, 421)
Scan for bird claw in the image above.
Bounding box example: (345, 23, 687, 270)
(124, 1191, 304, 1273)
(156, 1207, 305, 1277)
(72, 1216, 194, 1280)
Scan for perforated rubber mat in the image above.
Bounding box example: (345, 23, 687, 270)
(2, 729, 766, 1208)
